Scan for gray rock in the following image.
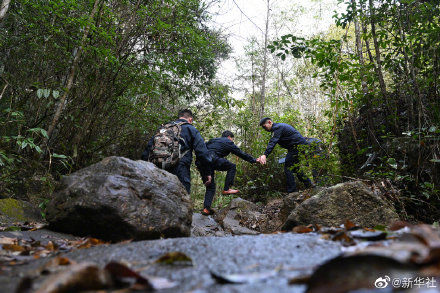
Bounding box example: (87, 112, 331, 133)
(0, 198, 43, 224)
(46, 156, 192, 241)
(282, 181, 400, 230)
(0, 232, 342, 293)
(191, 213, 229, 237)
(215, 198, 261, 235)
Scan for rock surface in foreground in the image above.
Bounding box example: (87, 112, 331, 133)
(283, 181, 400, 230)
(46, 156, 192, 241)
(1, 232, 342, 293)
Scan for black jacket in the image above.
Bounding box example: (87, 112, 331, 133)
(206, 137, 256, 163)
(141, 119, 212, 167)
(264, 123, 308, 156)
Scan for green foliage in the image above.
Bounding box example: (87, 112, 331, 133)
(0, 0, 229, 198)
(269, 0, 440, 221)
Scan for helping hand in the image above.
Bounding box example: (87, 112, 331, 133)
(257, 155, 267, 165)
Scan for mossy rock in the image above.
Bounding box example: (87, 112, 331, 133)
(282, 181, 400, 230)
(0, 198, 43, 224)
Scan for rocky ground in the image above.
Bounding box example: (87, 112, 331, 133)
(1, 231, 341, 292)
(1, 157, 439, 292)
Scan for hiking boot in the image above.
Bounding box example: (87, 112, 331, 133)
(201, 208, 215, 216)
(222, 189, 239, 195)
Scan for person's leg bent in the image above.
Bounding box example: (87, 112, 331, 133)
(215, 158, 236, 191)
(284, 151, 298, 193)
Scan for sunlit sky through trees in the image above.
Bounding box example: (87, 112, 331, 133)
(207, 0, 343, 97)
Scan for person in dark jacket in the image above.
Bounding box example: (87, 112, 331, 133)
(257, 118, 312, 193)
(197, 130, 257, 215)
(141, 109, 212, 194)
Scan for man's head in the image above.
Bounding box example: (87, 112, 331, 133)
(178, 109, 193, 124)
(222, 130, 234, 142)
(259, 117, 273, 131)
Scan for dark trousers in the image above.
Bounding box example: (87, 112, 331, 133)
(170, 162, 191, 194)
(204, 158, 236, 209)
(285, 150, 312, 193)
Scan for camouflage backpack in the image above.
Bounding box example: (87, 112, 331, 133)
(149, 121, 189, 170)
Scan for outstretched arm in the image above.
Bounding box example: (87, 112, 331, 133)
(264, 128, 282, 157)
(229, 143, 256, 163)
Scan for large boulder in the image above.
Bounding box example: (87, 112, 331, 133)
(282, 181, 400, 230)
(46, 156, 192, 241)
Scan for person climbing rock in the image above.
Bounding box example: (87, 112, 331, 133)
(257, 117, 313, 193)
(197, 131, 258, 216)
(142, 109, 212, 194)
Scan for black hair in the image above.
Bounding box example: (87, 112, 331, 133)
(259, 117, 271, 126)
(178, 109, 193, 119)
(221, 130, 234, 138)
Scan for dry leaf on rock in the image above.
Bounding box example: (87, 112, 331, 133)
(293, 226, 313, 233)
(35, 262, 111, 293)
(104, 261, 153, 291)
(0, 236, 18, 245)
(154, 251, 193, 265)
(211, 270, 278, 284)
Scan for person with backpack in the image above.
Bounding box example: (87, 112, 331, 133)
(196, 131, 258, 216)
(141, 109, 212, 194)
(257, 117, 313, 193)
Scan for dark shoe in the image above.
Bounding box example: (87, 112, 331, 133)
(222, 189, 239, 195)
(201, 208, 215, 216)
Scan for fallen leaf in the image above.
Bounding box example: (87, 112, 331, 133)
(145, 275, 177, 290)
(389, 220, 411, 231)
(154, 252, 193, 265)
(45, 241, 55, 251)
(344, 220, 356, 231)
(349, 229, 387, 241)
(211, 270, 278, 284)
(288, 274, 311, 285)
(0, 237, 17, 245)
(345, 241, 430, 264)
(105, 262, 153, 291)
(35, 262, 111, 293)
(331, 231, 355, 246)
(293, 226, 313, 233)
(2, 244, 26, 252)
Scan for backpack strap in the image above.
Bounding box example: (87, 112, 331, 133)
(175, 121, 190, 159)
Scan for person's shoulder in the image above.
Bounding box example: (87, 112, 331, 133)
(177, 120, 196, 129)
(220, 137, 233, 143)
(274, 123, 288, 130)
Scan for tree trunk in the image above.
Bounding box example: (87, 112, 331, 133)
(0, 0, 11, 22)
(260, 0, 270, 117)
(351, 0, 368, 97)
(45, 0, 101, 142)
(368, 0, 387, 96)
